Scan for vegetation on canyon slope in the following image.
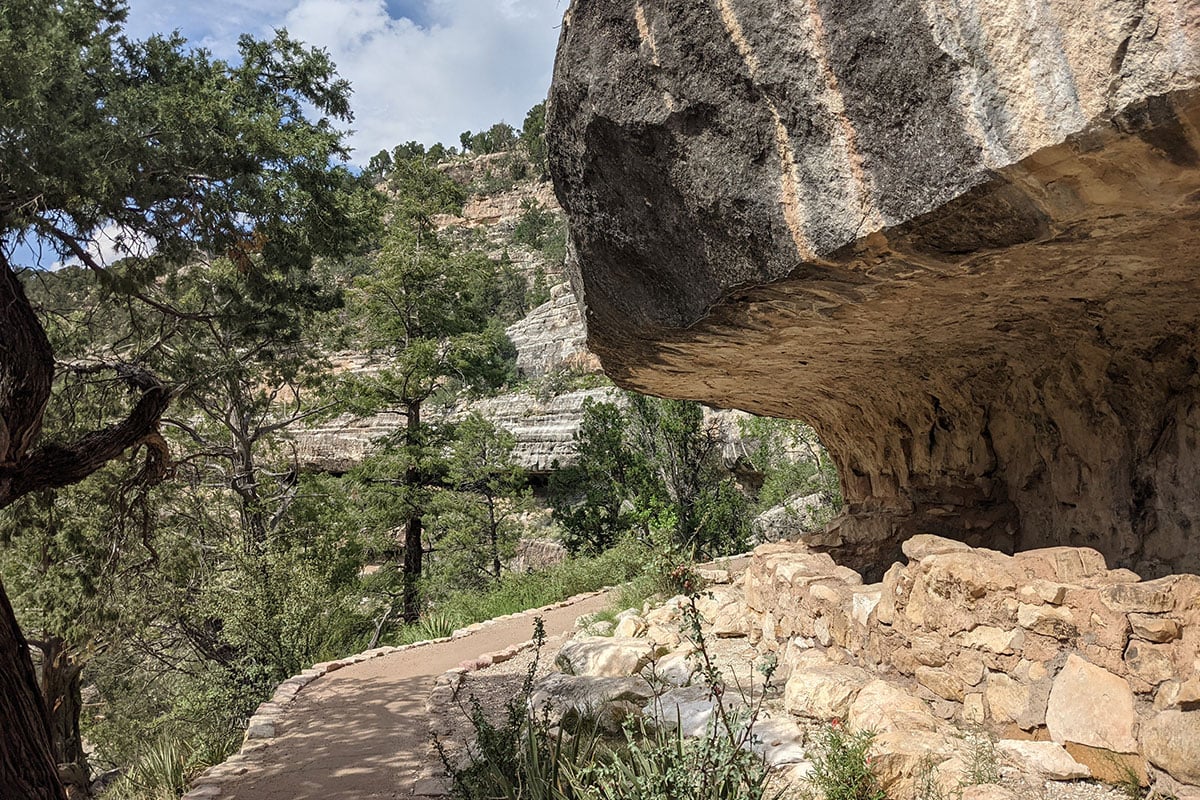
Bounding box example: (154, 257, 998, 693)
(0, 5, 839, 799)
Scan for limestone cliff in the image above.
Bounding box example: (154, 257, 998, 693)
(293, 169, 604, 472)
(547, 0, 1200, 576)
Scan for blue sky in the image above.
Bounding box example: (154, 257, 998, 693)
(121, 0, 566, 162)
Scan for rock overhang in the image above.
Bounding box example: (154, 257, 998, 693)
(547, 0, 1200, 576)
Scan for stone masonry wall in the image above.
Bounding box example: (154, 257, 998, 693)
(744, 536, 1200, 793)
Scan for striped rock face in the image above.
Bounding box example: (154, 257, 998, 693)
(547, 0, 1200, 578)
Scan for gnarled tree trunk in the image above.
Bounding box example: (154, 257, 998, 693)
(33, 636, 89, 798)
(1, 255, 171, 798)
(0, 581, 66, 800)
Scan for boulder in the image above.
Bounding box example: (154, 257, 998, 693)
(901, 535, 971, 561)
(848, 680, 942, 735)
(647, 648, 698, 687)
(1129, 614, 1182, 643)
(530, 673, 655, 733)
(556, 637, 664, 677)
(984, 672, 1048, 731)
(1142, 709, 1200, 786)
(783, 663, 872, 720)
(1045, 654, 1138, 754)
(1098, 578, 1180, 614)
(644, 624, 683, 650)
(995, 740, 1089, 781)
(868, 730, 958, 800)
(709, 603, 750, 638)
(614, 615, 647, 638)
(745, 716, 808, 767)
(642, 686, 744, 738)
(915, 667, 966, 702)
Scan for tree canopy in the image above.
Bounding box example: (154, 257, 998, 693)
(0, 2, 379, 796)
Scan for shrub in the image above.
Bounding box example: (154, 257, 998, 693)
(959, 727, 999, 786)
(443, 586, 786, 800)
(102, 735, 190, 800)
(437, 619, 599, 800)
(583, 717, 779, 800)
(805, 721, 885, 800)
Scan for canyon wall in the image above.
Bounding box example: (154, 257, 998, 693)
(547, 0, 1200, 576)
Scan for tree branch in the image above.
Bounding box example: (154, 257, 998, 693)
(0, 369, 173, 509)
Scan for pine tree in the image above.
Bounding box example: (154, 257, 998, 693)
(0, 2, 377, 793)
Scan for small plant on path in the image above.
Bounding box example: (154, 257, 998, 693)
(805, 720, 885, 800)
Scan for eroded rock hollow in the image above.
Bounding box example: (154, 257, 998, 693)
(546, 0, 1200, 576)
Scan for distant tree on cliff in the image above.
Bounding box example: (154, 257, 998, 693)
(551, 395, 751, 559)
(520, 102, 549, 176)
(459, 122, 519, 155)
(339, 200, 516, 622)
(0, 1, 377, 795)
(432, 414, 529, 586)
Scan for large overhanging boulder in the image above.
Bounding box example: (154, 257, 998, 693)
(546, 0, 1200, 577)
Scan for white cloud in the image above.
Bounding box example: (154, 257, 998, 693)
(283, 0, 564, 160)
(124, 0, 566, 164)
(45, 222, 157, 272)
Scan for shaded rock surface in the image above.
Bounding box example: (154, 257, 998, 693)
(548, 0, 1200, 577)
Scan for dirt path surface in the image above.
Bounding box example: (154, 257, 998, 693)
(212, 593, 610, 800)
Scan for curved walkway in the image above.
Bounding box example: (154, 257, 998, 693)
(197, 593, 611, 800)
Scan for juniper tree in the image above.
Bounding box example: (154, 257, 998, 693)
(342, 186, 515, 622)
(0, 2, 376, 794)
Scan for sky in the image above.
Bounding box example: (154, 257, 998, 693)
(121, 0, 568, 164)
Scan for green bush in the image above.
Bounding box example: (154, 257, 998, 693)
(102, 735, 190, 800)
(583, 717, 779, 800)
(439, 618, 600, 800)
(444, 588, 785, 800)
(805, 722, 885, 800)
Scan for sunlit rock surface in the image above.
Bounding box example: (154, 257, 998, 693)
(548, 0, 1200, 576)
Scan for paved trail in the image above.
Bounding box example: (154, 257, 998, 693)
(211, 593, 611, 800)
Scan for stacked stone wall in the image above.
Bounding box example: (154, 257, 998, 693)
(744, 536, 1200, 793)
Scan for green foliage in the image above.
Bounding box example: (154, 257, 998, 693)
(511, 199, 558, 250)
(347, 217, 516, 412)
(521, 102, 549, 177)
(103, 735, 189, 800)
(460, 122, 519, 155)
(583, 718, 778, 800)
(551, 395, 753, 560)
(428, 414, 530, 588)
(399, 538, 651, 641)
(528, 265, 552, 309)
(912, 728, 999, 800)
(958, 727, 999, 787)
(376, 149, 468, 224)
(438, 618, 596, 800)
(2, 0, 380, 284)
(805, 722, 885, 800)
(736, 417, 842, 513)
(625, 395, 752, 559)
(549, 399, 650, 554)
(444, 591, 782, 800)
(511, 199, 566, 271)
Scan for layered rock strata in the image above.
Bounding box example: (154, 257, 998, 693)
(548, 0, 1200, 575)
(294, 386, 618, 474)
(505, 282, 598, 378)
